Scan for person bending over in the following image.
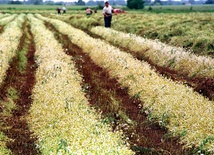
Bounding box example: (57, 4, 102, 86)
(86, 7, 93, 15)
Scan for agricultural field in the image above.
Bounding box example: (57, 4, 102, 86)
(49, 10, 214, 57)
(0, 5, 214, 155)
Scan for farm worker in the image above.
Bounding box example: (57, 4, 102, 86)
(62, 6, 66, 14)
(86, 7, 93, 15)
(103, 1, 113, 28)
(57, 7, 61, 14)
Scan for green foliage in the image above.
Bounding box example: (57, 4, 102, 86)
(144, 5, 214, 13)
(8, 87, 18, 100)
(8, 1, 23, 4)
(205, 0, 214, 4)
(34, 0, 43, 5)
(75, 0, 86, 6)
(97, 3, 104, 9)
(131, 145, 156, 154)
(0, 87, 17, 123)
(54, 2, 63, 5)
(153, 0, 162, 5)
(57, 139, 69, 154)
(127, 0, 144, 9)
(148, 6, 152, 11)
(0, 132, 11, 155)
(18, 50, 27, 73)
(199, 137, 214, 151)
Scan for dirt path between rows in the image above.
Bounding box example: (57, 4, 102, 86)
(0, 19, 39, 155)
(45, 21, 195, 155)
(0, 26, 4, 33)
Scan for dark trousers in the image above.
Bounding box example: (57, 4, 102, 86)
(104, 15, 112, 28)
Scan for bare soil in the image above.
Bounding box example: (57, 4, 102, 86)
(0, 26, 4, 33)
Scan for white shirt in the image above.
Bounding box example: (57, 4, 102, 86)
(103, 5, 113, 15)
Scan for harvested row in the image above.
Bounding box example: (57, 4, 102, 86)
(0, 14, 10, 20)
(0, 14, 17, 34)
(0, 16, 39, 154)
(37, 14, 214, 153)
(0, 13, 7, 19)
(0, 14, 17, 26)
(0, 14, 24, 91)
(0, 14, 24, 155)
(91, 26, 214, 79)
(27, 14, 133, 154)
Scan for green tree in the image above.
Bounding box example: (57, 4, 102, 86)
(189, 0, 195, 4)
(75, 0, 85, 5)
(127, 0, 144, 9)
(27, 0, 42, 4)
(205, 0, 214, 4)
(34, 0, 42, 5)
(153, 0, 162, 5)
(8, 0, 23, 4)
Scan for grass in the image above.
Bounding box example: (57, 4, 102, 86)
(17, 20, 30, 73)
(0, 4, 214, 13)
(143, 4, 214, 13)
(0, 87, 18, 155)
(0, 132, 11, 155)
(0, 87, 18, 118)
(17, 49, 27, 73)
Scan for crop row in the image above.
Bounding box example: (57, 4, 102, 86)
(37, 14, 214, 153)
(90, 26, 214, 78)
(0, 14, 25, 155)
(0, 14, 18, 29)
(27, 14, 133, 154)
(0, 14, 24, 89)
(0, 13, 8, 19)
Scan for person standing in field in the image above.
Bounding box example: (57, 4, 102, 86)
(103, 1, 113, 28)
(62, 6, 66, 14)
